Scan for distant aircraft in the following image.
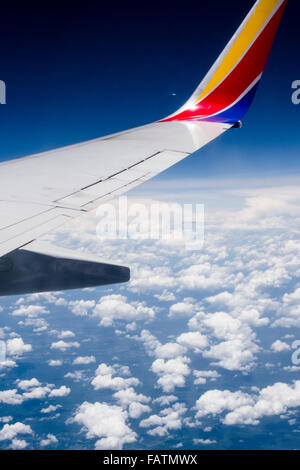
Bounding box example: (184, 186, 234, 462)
(0, 0, 287, 296)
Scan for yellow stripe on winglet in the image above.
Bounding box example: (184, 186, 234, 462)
(196, 0, 281, 103)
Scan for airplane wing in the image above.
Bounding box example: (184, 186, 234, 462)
(0, 0, 287, 296)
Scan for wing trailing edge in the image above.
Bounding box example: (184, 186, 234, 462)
(0, 242, 130, 296)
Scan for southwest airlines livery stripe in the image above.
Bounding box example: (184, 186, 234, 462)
(161, 0, 287, 125)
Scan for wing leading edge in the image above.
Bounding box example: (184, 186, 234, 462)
(0, 0, 286, 295)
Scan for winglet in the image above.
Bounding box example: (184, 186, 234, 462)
(161, 0, 287, 125)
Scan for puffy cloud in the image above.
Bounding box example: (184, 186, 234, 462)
(69, 300, 95, 316)
(49, 386, 71, 397)
(151, 357, 191, 393)
(48, 360, 63, 367)
(271, 340, 291, 352)
(93, 294, 155, 327)
(202, 338, 259, 372)
(273, 287, 300, 327)
(0, 417, 13, 423)
(177, 332, 208, 352)
(73, 356, 96, 365)
(40, 434, 58, 447)
(155, 290, 176, 302)
(168, 301, 196, 318)
(192, 311, 260, 371)
(17, 378, 41, 390)
(6, 338, 32, 356)
(154, 343, 187, 359)
(133, 330, 192, 392)
(128, 402, 151, 419)
(11, 305, 48, 317)
(193, 370, 220, 385)
(65, 371, 87, 382)
(21, 292, 66, 306)
(91, 363, 139, 391)
(72, 401, 137, 450)
(133, 329, 161, 356)
(0, 422, 33, 441)
(17, 317, 49, 331)
(195, 389, 254, 419)
(0, 359, 17, 370)
(178, 263, 237, 292)
(193, 438, 216, 445)
(40, 405, 62, 414)
(50, 341, 80, 351)
(58, 331, 75, 339)
(153, 395, 178, 407)
(23, 386, 51, 400)
(23, 387, 50, 400)
(129, 266, 176, 294)
(113, 388, 151, 419)
(0, 390, 25, 405)
(140, 402, 186, 436)
(223, 381, 300, 426)
(195, 381, 300, 426)
(10, 439, 28, 449)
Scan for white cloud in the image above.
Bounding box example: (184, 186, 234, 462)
(129, 266, 176, 294)
(6, 338, 32, 357)
(73, 356, 96, 365)
(91, 363, 139, 391)
(154, 343, 187, 359)
(40, 434, 58, 447)
(0, 390, 24, 405)
(151, 357, 191, 393)
(194, 381, 300, 426)
(50, 341, 80, 351)
(11, 305, 48, 317)
(93, 294, 155, 327)
(48, 360, 63, 367)
(49, 386, 71, 397)
(168, 301, 196, 318)
(72, 401, 137, 450)
(113, 387, 151, 419)
(0, 359, 17, 370)
(69, 300, 95, 316)
(65, 370, 87, 382)
(140, 402, 186, 436)
(193, 438, 216, 445)
(10, 438, 28, 449)
(0, 422, 33, 441)
(202, 338, 259, 372)
(271, 340, 291, 352)
(193, 370, 220, 385)
(23, 386, 51, 400)
(195, 389, 254, 419)
(58, 330, 75, 339)
(153, 395, 178, 407)
(177, 332, 208, 352)
(0, 417, 13, 423)
(17, 378, 41, 390)
(40, 405, 62, 414)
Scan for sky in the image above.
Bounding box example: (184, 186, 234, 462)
(0, 0, 300, 452)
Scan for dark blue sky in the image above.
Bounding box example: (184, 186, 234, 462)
(0, 0, 299, 178)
